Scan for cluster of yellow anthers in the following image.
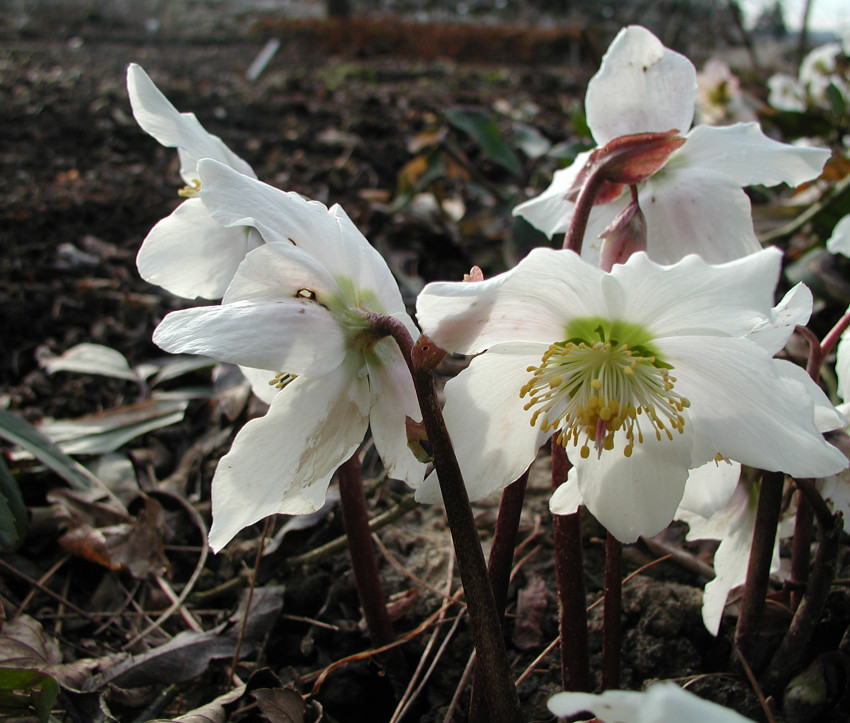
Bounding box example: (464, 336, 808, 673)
(269, 372, 297, 390)
(520, 339, 690, 459)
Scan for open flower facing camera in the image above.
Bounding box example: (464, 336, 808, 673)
(415, 246, 846, 542)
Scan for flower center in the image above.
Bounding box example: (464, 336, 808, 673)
(178, 179, 201, 198)
(519, 323, 689, 459)
(269, 372, 297, 390)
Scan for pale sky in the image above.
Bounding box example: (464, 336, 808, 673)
(743, 0, 850, 33)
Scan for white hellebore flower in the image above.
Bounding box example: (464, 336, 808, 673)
(152, 169, 426, 550)
(548, 681, 756, 722)
(513, 25, 830, 265)
(127, 63, 261, 299)
(416, 247, 847, 542)
(826, 215, 850, 259)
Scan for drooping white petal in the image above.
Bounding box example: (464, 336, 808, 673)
(678, 123, 829, 187)
(510, 150, 595, 236)
(567, 428, 693, 543)
(126, 64, 255, 185)
(679, 478, 771, 636)
(827, 215, 850, 258)
(416, 248, 605, 355)
(222, 242, 341, 305)
(585, 26, 696, 146)
(610, 248, 781, 338)
(414, 343, 550, 504)
(745, 282, 812, 356)
(639, 166, 762, 264)
(136, 198, 263, 299)
(660, 335, 848, 477)
(548, 681, 755, 722)
(773, 359, 846, 432)
(365, 337, 426, 487)
(208, 369, 371, 551)
(153, 300, 347, 377)
(677, 460, 742, 519)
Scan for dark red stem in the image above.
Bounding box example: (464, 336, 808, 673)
(551, 440, 591, 691)
(602, 533, 623, 690)
(735, 470, 786, 667)
(337, 452, 396, 647)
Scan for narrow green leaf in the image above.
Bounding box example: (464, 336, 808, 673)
(0, 668, 59, 723)
(0, 456, 27, 551)
(0, 409, 96, 490)
(445, 108, 523, 176)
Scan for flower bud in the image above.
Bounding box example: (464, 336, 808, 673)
(598, 197, 647, 271)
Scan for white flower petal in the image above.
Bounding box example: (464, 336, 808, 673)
(569, 429, 693, 543)
(661, 335, 848, 477)
(414, 343, 550, 504)
(585, 26, 696, 145)
(549, 681, 755, 722)
(510, 150, 595, 236)
(239, 364, 279, 404)
(366, 337, 426, 487)
(773, 359, 846, 432)
(680, 479, 771, 636)
(549, 474, 583, 515)
(745, 283, 812, 356)
(136, 198, 262, 300)
(677, 460, 742, 518)
(827, 215, 850, 258)
(153, 300, 347, 376)
(198, 160, 403, 312)
(208, 369, 370, 551)
(838, 329, 850, 402)
(126, 64, 255, 184)
(639, 167, 762, 263)
(767, 73, 807, 112)
(679, 123, 829, 187)
(611, 248, 781, 338)
(416, 248, 606, 354)
(222, 242, 341, 305)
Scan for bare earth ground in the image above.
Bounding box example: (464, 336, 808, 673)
(2, 9, 850, 723)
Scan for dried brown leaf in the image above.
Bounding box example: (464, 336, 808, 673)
(512, 572, 548, 651)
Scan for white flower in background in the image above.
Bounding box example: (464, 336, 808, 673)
(153, 169, 425, 550)
(826, 215, 850, 259)
(416, 247, 847, 542)
(696, 58, 757, 126)
(768, 43, 850, 114)
(127, 63, 261, 299)
(548, 681, 756, 722)
(513, 26, 830, 265)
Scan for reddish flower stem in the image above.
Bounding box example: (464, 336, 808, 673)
(367, 314, 521, 722)
(602, 534, 623, 690)
(551, 441, 591, 692)
(789, 491, 813, 611)
(735, 470, 786, 667)
(337, 452, 396, 648)
(469, 470, 530, 721)
(563, 169, 606, 254)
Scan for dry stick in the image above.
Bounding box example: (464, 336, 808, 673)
(735, 470, 786, 667)
(551, 441, 591, 692)
(368, 317, 521, 722)
(12, 554, 69, 621)
(337, 452, 396, 648)
(602, 534, 623, 690)
(469, 470, 530, 722)
(733, 646, 777, 723)
(228, 516, 272, 685)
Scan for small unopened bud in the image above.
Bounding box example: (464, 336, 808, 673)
(598, 197, 647, 271)
(463, 266, 485, 282)
(565, 129, 686, 204)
